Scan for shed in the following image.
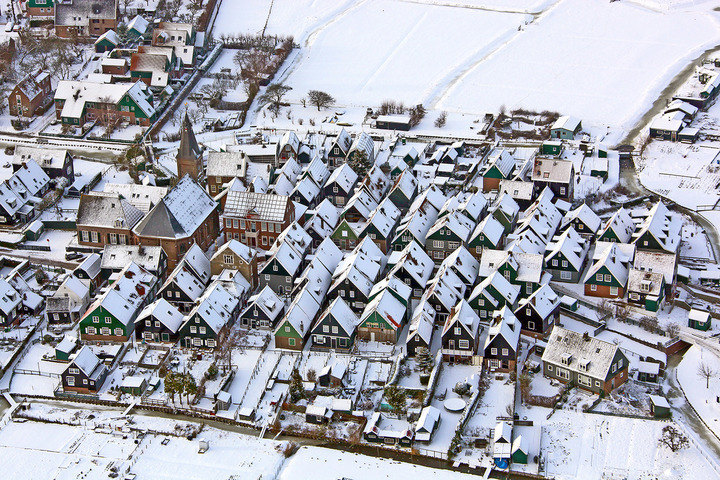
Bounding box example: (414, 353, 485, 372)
(414, 406, 440, 443)
(120, 375, 147, 395)
(559, 295, 578, 312)
(637, 360, 660, 383)
(216, 390, 232, 410)
(688, 308, 711, 331)
(305, 404, 331, 424)
(95, 30, 120, 53)
(679, 127, 699, 143)
(541, 141, 562, 156)
(649, 395, 671, 418)
(318, 361, 347, 388)
(55, 335, 78, 361)
(23, 220, 44, 241)
(550, 116, 582, 140)
(376, 115, 411, 131)
(511, 435, 528, 464)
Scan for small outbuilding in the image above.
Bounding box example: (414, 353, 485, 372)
(688, 308, 712, 331)
(550, 116, 582, 140)
(120, 376, 147, 395)
(649, 395, 671, 418)
(375, 115, 411, 131)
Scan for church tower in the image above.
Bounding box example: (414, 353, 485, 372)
(176, 112, 203, 181)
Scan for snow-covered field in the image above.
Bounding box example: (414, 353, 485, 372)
(677, 345, 720, 438)
(215, 0, 720, 138)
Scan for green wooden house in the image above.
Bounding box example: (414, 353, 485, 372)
(368, 276, 412, 311)
(95, 30, 120, 53)
(357, 290, 406, 343)
(178, 283, 239, 348)
(468, 272, 520, 321)
(688, 308, 712, 331)
(387, 170, 418, 213)
(490, 194, 520, 233)
(331, 219, 363, 251)
(273, 290, 318, 351)
(468, 216, 505, 258)
(541, 141, 562, 156)
(583, 245, 628, 299)
(511, 436, 528, 464)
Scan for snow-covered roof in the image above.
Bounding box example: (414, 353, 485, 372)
(128, 15, 150, 34)
(427, 210, 475, 243)
(442, 299, 479, 339)
(542, 327, 621, 381)
(627, 269, 664, 296)
(76, 253, 101, 279)
(312, 237, 344, 273)
(95, 29, 120, 46)
(499, 179, 534, 201)
(57, 275, 90, 301)
(407, 299, 435, 345)
(531, 158, 573, 184)
(584, 243, 629, 286)
(388, 240, 434, 286)
(69, 346, 103, 379)
(305, 199, 340, 238)
(101, 245, 164, 272)
(545, 227, 587, 272)
(134, 175, 217, 240)
(394, 200, 438, 245)
(415, 406, 440, 439)
(363, 198, 400, 238)
(631, 201, 681, 253)
(9, 159, 50, 198)
(136, 298, 184, 333)
(484, 148, 515, 178)
(369, 275, 411, 305)
(650, 111, 685, 133)
(349, 132, 375, 162)
(55, 81, 155, 120)
(266, 241, 303, 276)
(441, 246, 479, 285)
(302, 156, 330, 186)
(478, 249, 543, 284)
(0, 278, 20, 316)
(389, 169, 417, 199)
(103, 183, 168, 213)
(361, 289, 405, 330)
(562, 204, 601, 234)
(244, 285, 284, 321)
(551, 115, 581, 132)
(324, 163, 358, 193)
(484, 306, 519, 352)
(330, 128, 352, 155)
(470, 215, 505, 247)
(492, 193, 520, 220)
(13, 146, 69, 171)
(316, 296, 358, 337)
(517, 284, 560, 320)
(186, 282, 238, 333)
(633, 250, 676, 285)
(599, 207, 635, 243)
(206, 151, 247, 179)
(469, 271, 519, 310)
(91, 262, 157, 326)
(282, 287, 320, 336)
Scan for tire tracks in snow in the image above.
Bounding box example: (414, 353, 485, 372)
(425, 0, 565, 110)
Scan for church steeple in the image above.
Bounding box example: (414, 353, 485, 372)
(176, 112, 202, 181)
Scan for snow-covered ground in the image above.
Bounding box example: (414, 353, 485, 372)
(677, 345, 720, 438)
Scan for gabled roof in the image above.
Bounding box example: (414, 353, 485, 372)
(128, 15, 150, 34)
(361, 289, 405, 330)
(389, 169, 418, 199)
(77, 192, 145, 229)
(186, 282, 237, 333)
(0, 279, 21, 316)
(441, 246, 479, 285)
(359, 165, 390, 203)
(103, 183, 168, 213)
(599, 207, 635, 243)
(545, 227, 587, 272)
(136, 298, 184, 333)
(55, 81, 155, 120)
(69, 346, 103, 379)
(265, 242, 303, 276)
(584, 243, 629, 286)
(551, 115, 581, 132)
(363, 198, 401, 238)
(484, 306, 519, 351)
(407, 299, 435, 345)
(315, 297, 358, 337)
(631, 202, 681, 253)
(388, 240, 434, 286)
(469, 271, 519, 309)
(330, 128, 352, 155)
(213, 239, 255, 265)
(342, 188, 378, 221)
(76, 253, 101, 279)
(291, 175, 321, 203)
(272, 222, 312, 255)
(484, 148, 515, 177)
(478, 249, 544, 284)
(305, 199, 340, 238)
(517, 284, 560, 320)
(243, 285, 284, 321)
(312, 237, 344, 273)
(394, 200, 438, 245)
(302, 156, 330, 186)
(10, 159, 50, 197)
(206, 151, 247, 179)
(426, 210, 475, 243)
(101, 245, 164, 272)
(492, 193, 520, 219)
(134, 175, 216, 240)
(470, 215, 505, 246)
(562, 204, 601, 234)
(542, 326, 621, 381)
(349, 132, 375, 162)
(280, 288, 319, 337)
(627, 269, 664, 296)
(442, 299, 479, 338)
(324, 163, 358, 193)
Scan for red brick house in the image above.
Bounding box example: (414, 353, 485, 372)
(55, 0, 119, 38)
(8, 71, 52, 118)
(133, 175, 219, 271)
(222, 191, 295, 250)
(76, 192, 144, 248)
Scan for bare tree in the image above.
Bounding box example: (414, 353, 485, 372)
(307, 90, 334, 111)
(697, 361, 715, 389)
(659, 425, 689, 452)
(258, 83, 292, 114)
(434, 111, 447, 128)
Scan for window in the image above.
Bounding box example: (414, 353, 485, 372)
(262, 236, 268, 246)
(490, 348, 497, 355)
(552, 259, 558, 266)
(67, 376, 75, 386)
(561, 271, 571, 280)
(190, 326, 197, 333)
(432, 240, 443, 248)
(240, 220, 246, 229)
(289, 338, 296, 346)
(92, 316, 99, 323)
(109, 233, 117, 244)
(480, 310, 487, 318)
(86, 326, 96, 335)
(316, 335, 325, 343)
(557, 368, 570, 380)
(225, 219, 232, 228)
(458, 340, 469, 349)
(145, 320, 151, 327)
(193, 338, 203, 346)
(629, 292, 639, 300)
(578, 374, 592, 387)
(119, 234, 127, 245)
(199, 327, 206, 334)
(349, 291, 355, 298)
(101, 327, 110, 335)
(501, 348, 508, 356)
(590, 284, 597, 291)
(114, 328, 123, 336)
(207, 339, 216, 348)
(333, 186, 338, 193)
(340, 290, 345, 297)
(610, 287, 618, 296)
(91, 231, 99, 243)
(604, 274, 611, 283)
(264, 274, 270, 280)
(81, 230, 89, 242)
(454, 327, 461, 335)
(331, 326, 338, 334)
(547, 364, 553, 372)
(528, 321, 535, 330)
(596, 273, 603, 282)
(284, 326, 290, 332)
(69, 368, 79, 375)
(104, 317, 112, 324)
(224, 255, 233, 265)
(323, 325, 329, 333)
(488, 359, 500, 369)
(261, 222, 267, 231)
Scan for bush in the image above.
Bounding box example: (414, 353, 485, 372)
(206, 363, 219, 380)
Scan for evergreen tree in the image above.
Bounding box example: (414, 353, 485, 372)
(415, 347, 433, 375)
(184, 374, 198, 404)
(348, 149, 371, 177)
(289, 368, 304, 403)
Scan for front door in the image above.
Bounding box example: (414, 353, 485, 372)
(370, 332, 375, 342)
(331, 337, 337, 349)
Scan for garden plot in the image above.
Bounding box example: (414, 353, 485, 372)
(465, 374, 516, 433)
(437, 0, 720, 134)
(216, 348, 262, 417)
(638, 142, 720, 211)
(280, 0, 528, 108)
(539, 411, 718, 480)
(235, 350, 283, 421)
